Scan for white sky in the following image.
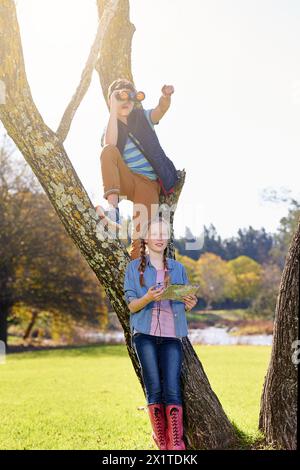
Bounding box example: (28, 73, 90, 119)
(10, 0, 300, 239)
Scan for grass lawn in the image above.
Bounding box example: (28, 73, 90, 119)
(187, 308, 250, 322)
(0, 344, 271, 450)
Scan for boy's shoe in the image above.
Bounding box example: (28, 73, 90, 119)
(106, 205, 120, 224)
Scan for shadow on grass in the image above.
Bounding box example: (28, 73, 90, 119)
(229, 421, 276, 450)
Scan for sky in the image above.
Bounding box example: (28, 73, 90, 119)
(6, 0, 300, 240)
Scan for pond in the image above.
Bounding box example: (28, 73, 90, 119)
(188, 326, 272, 346)
(85, 327, 273, 346)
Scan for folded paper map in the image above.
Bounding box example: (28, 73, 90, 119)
(160, 284, 200, 301)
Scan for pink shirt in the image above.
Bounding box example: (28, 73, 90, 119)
(149, 269, 176, 337)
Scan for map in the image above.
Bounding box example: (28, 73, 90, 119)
(160, 284, 200, 301)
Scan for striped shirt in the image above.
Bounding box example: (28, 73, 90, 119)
(101, 109, 158, 180)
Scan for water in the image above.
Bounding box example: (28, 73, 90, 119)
(84, 327, 273, 346)
(188, 327, 273, 346)
(85, 331, 125, 344)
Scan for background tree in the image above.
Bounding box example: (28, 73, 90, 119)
(223, 226, 273, 263)
(196, 253, 234, 309)
(0, 138, 39, 346)
(270, 199, 300, 270)
(250, 262, 282, 318)
(228, 255, 262, 305)
(175, 223, 274, 264)
(0, 141, 107, 347)
(175, 250, 198, 285)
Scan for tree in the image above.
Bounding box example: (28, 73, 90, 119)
(250, 262, 282, 318)
(175, 224, 274, 265)
(196, 253, 234, 309)
(0, 0, 240, 448)
(0, 138, 40, 346)
(223, 226, 274, 263)
(259, 217, 299, 450)
(270, 198, 300, 270)
(175, 249, 198, 285)
(228, 255, 262, 305)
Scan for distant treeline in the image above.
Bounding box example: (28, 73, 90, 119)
(172, 201, 299, 312)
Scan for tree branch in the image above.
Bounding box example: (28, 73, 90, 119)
(56, 0, 121, 142)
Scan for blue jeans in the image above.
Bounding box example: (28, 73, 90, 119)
(132, 333, 183, 406)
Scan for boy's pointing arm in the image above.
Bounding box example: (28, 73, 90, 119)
(150, 84, 174, 124)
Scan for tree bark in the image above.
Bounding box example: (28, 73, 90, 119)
(0, 0, 238, 448)
(259, 218, 299, 450)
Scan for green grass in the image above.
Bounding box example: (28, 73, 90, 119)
(196, 345, 271, 448)
(0, 344, 271, 450)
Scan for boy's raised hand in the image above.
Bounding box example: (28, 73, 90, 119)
(162, 84, 174, 97)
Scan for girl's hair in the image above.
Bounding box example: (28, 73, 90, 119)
(107, 78, 136, 106)
(138, 215, 171, 288)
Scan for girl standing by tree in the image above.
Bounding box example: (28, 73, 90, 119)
(124, 215, 197, 450)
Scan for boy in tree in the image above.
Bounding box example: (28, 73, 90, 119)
(96, 78, 174, 260)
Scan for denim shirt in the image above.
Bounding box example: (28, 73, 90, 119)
(124, 254, 189, 347)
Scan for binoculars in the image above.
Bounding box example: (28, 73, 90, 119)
(116, 90, 145, 102)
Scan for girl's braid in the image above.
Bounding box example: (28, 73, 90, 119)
(138, 238, 147, 287)
(162, 247, 170, 288)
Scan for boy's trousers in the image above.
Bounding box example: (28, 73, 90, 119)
(100, 144, 161, 260)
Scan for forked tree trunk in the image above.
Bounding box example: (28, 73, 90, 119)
(259, 218, 299, 450)
(0, 0, 238, 448)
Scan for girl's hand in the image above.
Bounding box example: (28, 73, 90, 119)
(146, 285, 165, 303)
(183, 294, 197, 312)
(161, 84, 174, 97)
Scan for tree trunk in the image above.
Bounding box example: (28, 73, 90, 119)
(259, 217, 299, 449)
(0, 0, 238, 448)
